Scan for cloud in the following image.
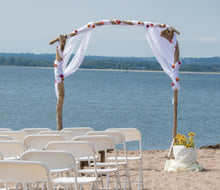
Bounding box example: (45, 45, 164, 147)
(197, 37, 217, 42)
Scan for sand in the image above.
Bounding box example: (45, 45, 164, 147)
(126, 149, 220, 190)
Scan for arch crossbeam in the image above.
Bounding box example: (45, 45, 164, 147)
(50, 19, 179, 45)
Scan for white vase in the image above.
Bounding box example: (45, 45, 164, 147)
(164, 145, 203, 172)
(173, 145, 197, 163)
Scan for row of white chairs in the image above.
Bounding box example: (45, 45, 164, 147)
(0, 127, 94, 142)
(0, 135, 123, 189)
(0, 142, 98, 190)
(0, 127, 143, 190)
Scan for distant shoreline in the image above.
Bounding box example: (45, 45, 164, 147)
(1, 65, 220, 74)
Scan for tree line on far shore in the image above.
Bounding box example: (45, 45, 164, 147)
(0, 53, 220, 72)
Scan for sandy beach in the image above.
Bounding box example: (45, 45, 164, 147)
(125, 149, 220, 190)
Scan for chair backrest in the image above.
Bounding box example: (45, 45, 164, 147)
(0, 160, 52, 189)
(21, 150, 75, 172)
(46, 141, 98, 184)
(0, 128, 12, 131)
(73, 135, 115, 152)
(24, 134, 65, 150)
(86, 131, 126, 145)
(0, 135, 13, 140)
(86, 131, 128, 162)
(46, 141, 96, 158)
(22, 128, 52, 135)
(0, 131, 27, 143)
(40, 131, 76, 141)
(0, 140, 25, 159)
(106, 128, 142, 157)
(106, 128, 141, 142)
(62, 127, 94, 136)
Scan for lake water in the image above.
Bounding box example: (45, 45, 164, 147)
(0, 66, 219, 150)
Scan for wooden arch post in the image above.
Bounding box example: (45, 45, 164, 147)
(173, 41, 179, 138)
(55, 35, 66, 131)
(168, 41, 180, 159)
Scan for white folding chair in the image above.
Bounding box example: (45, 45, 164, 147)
(73, 135, 122, 190)
(0, 160, 52, 190)
(106, 128, 143, 190)
(40, 131, 76, 141)
(86, 131, 132, 190)
(21, 150, 76, 178)
(0, 140, 25, 160)
(0, 131, 27, 143)
(0, 128, 12, 131)
(21, 128, 52, 135)
(0, 135, 13, 140)
(46, 141, 99, 190)
(62, 127, 94, 136)
(24, 134, 65, 150)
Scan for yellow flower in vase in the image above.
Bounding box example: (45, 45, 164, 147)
(174, 132, 196, 148)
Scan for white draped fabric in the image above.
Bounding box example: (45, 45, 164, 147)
(164, 145, 203, 172)
(145, 26, 180, 90)
(54, 30, 92, 97)
(53, 20, 181, 98)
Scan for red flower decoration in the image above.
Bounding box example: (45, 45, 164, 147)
(170, 40, 173, 43)
(53, 63, 57, 67)
(172, 65, 175, 69)
(150, 23, 154, 26)
(176, 78, 179, 82)
(178, 61, 182, 65)
(146, 25, 149, 28)
(138, 21, 141, 25)
(55, 80, 57, 83)
(92, 25, 95, 28)
(116, 20, 121, 24)
(61, 78, 64, 82)
(171, 82, 175, 87)
(60, 74, 64, 78)
(87, 24, 90, 28)
(163, 24, 166, 27)
(75, 30, 78, 33)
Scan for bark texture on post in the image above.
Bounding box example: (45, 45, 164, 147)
(168, 41, 180, 159)
(173, 41, 180, 138)
(56, 82, 65, 131)
(56, 35, 66, 131)
(173, 89, 178, 138)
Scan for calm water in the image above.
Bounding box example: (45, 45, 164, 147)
(0, 66, 219, 150)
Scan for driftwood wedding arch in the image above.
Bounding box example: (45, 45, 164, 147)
(49, 19, 180, 156)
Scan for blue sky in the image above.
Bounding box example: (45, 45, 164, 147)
(0, 0, 219, 57)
